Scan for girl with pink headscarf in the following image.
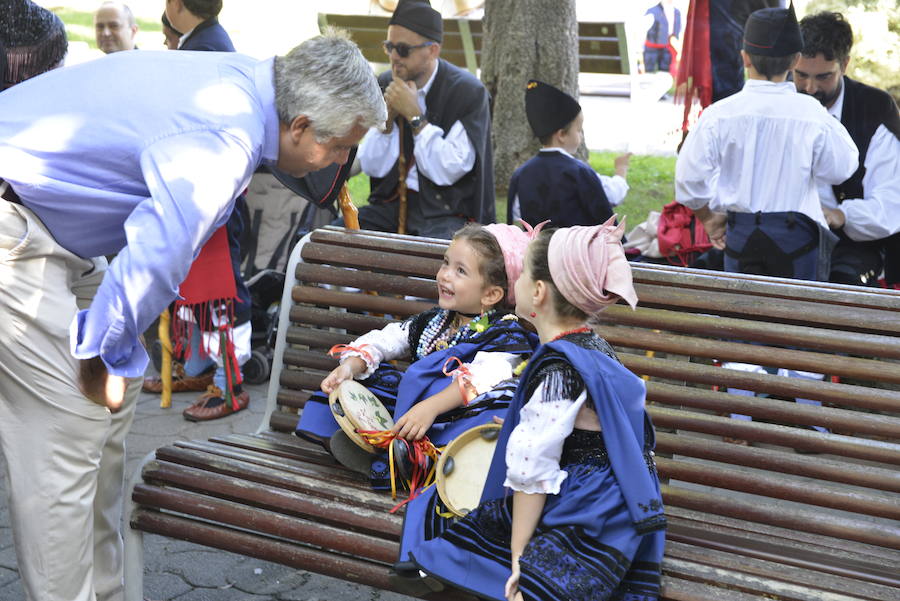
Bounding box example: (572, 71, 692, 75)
(295, 222, 540, 485)
(399, 218, 666, 601)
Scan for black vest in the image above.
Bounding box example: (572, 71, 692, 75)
(833, 77, 900, 202)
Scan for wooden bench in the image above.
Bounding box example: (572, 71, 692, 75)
(124, 226, 900, 601)
(319, 13, 630, 77)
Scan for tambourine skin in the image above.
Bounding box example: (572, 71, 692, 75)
(329, 380, 394, 453)
(435, 423, 501, 517)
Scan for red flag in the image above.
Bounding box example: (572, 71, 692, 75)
(675, 0, 713, 134)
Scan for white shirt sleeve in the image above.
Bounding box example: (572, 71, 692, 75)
(341, 320, 411, 379)
(357, 126, 398, 179)
(838, 125, 900, 241)
(412, 121, 476, 186)
(675, 115, 720, 211)
(812, 115, 859, 187)
(511, 195, 521, 222)
(598, 173, 629, 206)
(504, 383, 588, 495)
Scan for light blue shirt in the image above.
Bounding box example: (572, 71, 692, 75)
(0, 50, 280, 377)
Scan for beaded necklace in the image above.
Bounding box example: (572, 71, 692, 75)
(415, 309, 497, 359)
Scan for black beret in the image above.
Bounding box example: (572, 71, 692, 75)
(525, 80, 582, 139)
(389, 0, 443, 43)
(743, 3, 803, 57)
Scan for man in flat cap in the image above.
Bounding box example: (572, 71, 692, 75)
(794, 11, 900, 289)
(0, 21, 385, 600)
(353, 0, 494, 238)
(675, 3, 857, 282)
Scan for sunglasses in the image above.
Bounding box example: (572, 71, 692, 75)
(382, 40, 435, 58)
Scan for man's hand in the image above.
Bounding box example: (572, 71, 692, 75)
(693, 206, 728, 250)
(78, 357, 126, 412)
(384, 76, 420, 122)
(822, 206, 846, 230)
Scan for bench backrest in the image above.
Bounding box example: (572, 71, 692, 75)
(319, 13, 629, 75)
(265, 227, 900, 589)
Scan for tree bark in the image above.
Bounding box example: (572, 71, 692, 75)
(482, 0, 581, 205)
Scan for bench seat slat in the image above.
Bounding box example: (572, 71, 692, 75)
(289, 305, 389, 334)
(293, 285, 431, 318)
(296, 263, 437, 298)
(132, 484, 398, 564)
(650, 407, 900, 464)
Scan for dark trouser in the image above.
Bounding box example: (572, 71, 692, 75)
(643, 47, 671, 73)
(829, 233, 884, 287)
(883, 232, 900, 287)
(723, 211, 827, 431)
(332, 191, 467, 240)
(723, 211, 819, 281)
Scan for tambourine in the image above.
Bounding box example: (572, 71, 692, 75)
(329, 380, 394, 453)
(435, 423, 501, 516)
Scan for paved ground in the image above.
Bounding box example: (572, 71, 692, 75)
(0, 381, 415, 601)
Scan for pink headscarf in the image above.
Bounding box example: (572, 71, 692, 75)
(484, 220, 547, 306)
(547, 217, 638, 313)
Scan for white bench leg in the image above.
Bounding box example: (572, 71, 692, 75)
(123, 450, 155, 601)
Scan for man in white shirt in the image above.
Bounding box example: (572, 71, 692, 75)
(795, 11, 900, 288)
(353, 0, 494, 238)
(675, 4, 857, 281)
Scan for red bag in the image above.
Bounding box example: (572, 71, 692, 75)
(657, 201, 712, 266)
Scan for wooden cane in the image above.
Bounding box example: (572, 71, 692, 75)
(159, 308, 173, 408)
(339, 183, 359, 230)
(397, 123, 409, 235)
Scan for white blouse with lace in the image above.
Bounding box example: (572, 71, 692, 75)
(504, 382, 592, 495)
(339, 316, 519, 394)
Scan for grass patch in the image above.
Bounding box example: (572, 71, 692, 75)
(345, 151, 675, 228)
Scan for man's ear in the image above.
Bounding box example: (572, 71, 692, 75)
(289, 115, 311, 141)
(839, 56, 850, 75)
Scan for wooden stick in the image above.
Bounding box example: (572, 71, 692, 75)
(159, 309, 173, 409)
(339, 184, 359, 230)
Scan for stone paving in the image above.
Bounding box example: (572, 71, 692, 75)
(0, 381, 415, 601)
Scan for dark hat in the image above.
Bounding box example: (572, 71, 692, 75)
(743, 2, 803, 57)
(389, 0, 443, 43)
(524, 80, 582, 139)
(0, 0, 68, 89)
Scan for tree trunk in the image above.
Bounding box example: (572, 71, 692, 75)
(482, 0, 581, 207)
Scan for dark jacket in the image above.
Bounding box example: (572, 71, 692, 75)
(368, 59, 494, 224)
(180, 18, 235, 52)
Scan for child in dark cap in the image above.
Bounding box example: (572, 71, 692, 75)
(507, 79, 631, 227)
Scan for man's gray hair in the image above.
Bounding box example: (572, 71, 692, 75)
(274, 28, 387, 141)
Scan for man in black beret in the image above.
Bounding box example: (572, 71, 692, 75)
(353, 0, 494, 238)
(795, 11, 900, 289)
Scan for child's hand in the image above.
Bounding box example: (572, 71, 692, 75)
(393, 402, 438, 441)
(614, 152, 632, 178)
(320, 357, 366, 394)
(504, 560, 521, 601)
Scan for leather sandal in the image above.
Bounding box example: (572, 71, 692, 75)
(143, 363, 214, 394)
(183, 385, 249, 421)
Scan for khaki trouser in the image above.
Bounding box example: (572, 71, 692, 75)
(0, 199, 140, 601)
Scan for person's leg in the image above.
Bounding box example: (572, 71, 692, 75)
(183, 320, 216, 377)
(0, 201, 114, 601)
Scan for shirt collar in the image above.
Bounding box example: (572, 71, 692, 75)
(255, 57, 280, 163)
(419, 60, 440, 98)
(827, 79, 845, 120)
(177, 28, 194, 49)
(539, 147, 575, 159)
(742, 79, 797, 93)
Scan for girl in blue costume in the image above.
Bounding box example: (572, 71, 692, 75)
(295, 223, 540, 485)
(398, 219, 666, 601)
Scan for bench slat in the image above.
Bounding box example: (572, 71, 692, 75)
(296, 263, 437, 299)
(289, 305, 389, 334)
(294, 285, 432, 318)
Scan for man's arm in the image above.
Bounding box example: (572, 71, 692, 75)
(71, 131, 254, 378)
(829, 126, 900, 241)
